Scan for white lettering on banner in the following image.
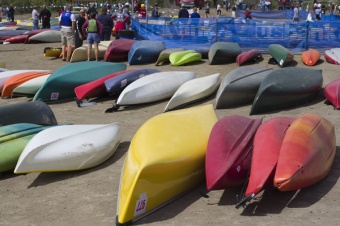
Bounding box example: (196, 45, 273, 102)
(121, 79, 127, 88)
(50, 93, 59, 100)
(134, 193, 148, 216)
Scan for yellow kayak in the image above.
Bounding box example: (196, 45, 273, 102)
(116, 104, 218, 225)
(44, 47, 62, 58)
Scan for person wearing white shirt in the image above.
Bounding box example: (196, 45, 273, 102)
(32, 5, 40, 30)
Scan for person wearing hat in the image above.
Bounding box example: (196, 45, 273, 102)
(151, 3, 160, 18)
(137, 3, 146, 18)
(32, 5, 40, 30)
(39, 5, 51, 29)
(123, 2, 131, 29)
(178, 3, 189, 18)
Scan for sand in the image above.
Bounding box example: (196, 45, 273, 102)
(0, 12, 339, 226)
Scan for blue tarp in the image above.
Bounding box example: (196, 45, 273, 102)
(131, 10, 340, 53)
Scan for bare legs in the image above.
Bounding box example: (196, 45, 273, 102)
(87, 44, 99, 61)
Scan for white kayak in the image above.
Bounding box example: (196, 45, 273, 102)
(0, 70, 52, 92)
(14, 123, 122, 173)
(28, 30, 61, 43)
(115, 71, 196, 107)
(164, 73, 221, 112)
(70, 44, 108, 62)
(12, 74, 51, 96)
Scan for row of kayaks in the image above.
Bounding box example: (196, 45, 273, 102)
(1, 29, 61, 44)
(0, 103, 335, 225)
(2, 63, 340, 113)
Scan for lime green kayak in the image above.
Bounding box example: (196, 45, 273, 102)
(33, 61, 126, 103)
(0, 123, 51, 173)
(169, 50, 202, 66)
(268, 44, 294, 67)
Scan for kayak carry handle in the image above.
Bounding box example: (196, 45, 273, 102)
(105, 103, 120, 113)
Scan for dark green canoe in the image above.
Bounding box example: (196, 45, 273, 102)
(208, 42, 241, 65)
(250, 67, 323, 115)
(0, 123, 51, 172)
(33, 61, 126, 103)
(268, 44, 294, 68)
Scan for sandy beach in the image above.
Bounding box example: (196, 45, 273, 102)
(0, 11, 340, 226)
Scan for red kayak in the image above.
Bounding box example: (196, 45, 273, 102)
(236, 49, 261, 66)
(324, 78, 340, 109)
(74, 69, 133, 101)
(104, 39, 137, 62)
(4, 34, 29, 44)
(301, 48, 320, 66)
(236, 116, 295, 208)
(205, 115, 263, 190)
(274, 114, 336, 191)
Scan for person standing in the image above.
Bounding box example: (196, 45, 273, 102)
(178, 3, 189, 18)
(190, 7, 200, 37)
(0, 4, 3, 22)
(97, 7, 113, 41)
(82, 12, 103, 61)
(111, 7, 130, 39)
(315, 6, 321, 20)
(231, 5, 236, 18)
(9, 4, 14, 22)
(123, 3, 131, 30)
(87, 3, 98, 17)
(245, 7, 252, 19)
(75, 8, 86, 48)
(205, 3, 210, 18)
(40, 5, 51, 29)
(293, 5, 300, 21)
(32, 5, 40, 30)
(59, 5, 76, 62)
(137, 4, 146, 18)
(151, 3, 160, 18)
(217, 4, 221, 16)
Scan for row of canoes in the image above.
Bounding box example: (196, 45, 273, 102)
(3, 63, 340, 114)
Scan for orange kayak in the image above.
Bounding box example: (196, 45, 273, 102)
(301, 48, 320, 66)
(1, 71, 51, 98)
(274, 113, 336, 191)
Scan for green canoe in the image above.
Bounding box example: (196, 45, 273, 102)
(0, 123, 51, 173)
(33, 61, 126, 103)
(208, 42, 241, 65)
(268, 44, 294, 67)
(169, 50, 202, 66)
(155, 48, 184, 66)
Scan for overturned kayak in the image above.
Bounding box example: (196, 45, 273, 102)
(33, 62, 126, 103)
(128, 40, 165, 65)
(155, 48, 184, 66)
(12, 74, 51, 96)
(324, 78, 340, 109)
(104, 39, 137, 62)
(206, 115, 263, 190)
(169, 50, 202, 66)
(14, 123, 122, 173)
(268, 44, 294, 67)
(116, 104, 218, 225)
(215, 67, 273, 109)
(104, 68, 160, 96)
(236, 117, 295, 208)
(0, 101, 57, 126)
(114, 71, 196, 109)
(164, 73, 221, 112)
(208, 42, 241, 65)
(301, 48, 320, 66)
(236, 49, 262, 66)
(250, 67, 323, 115)
(324, 48, 340, 65)
(0, 123, 51, 173)
(274, 114, 336, 191)
(1, 71, 51, 98)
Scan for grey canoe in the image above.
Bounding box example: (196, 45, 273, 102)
(250, 67, 323, 115)
(215, 67, 273, 109)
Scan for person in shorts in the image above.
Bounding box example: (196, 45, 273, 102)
(82, 12, 103, 61)
(58, 5, 76, 62)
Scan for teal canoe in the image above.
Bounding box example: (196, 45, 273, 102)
(33, 61, 126, 103)
(169, 50, 202, 66)
(0, 123, 51, 173)
(268, 44, 294, 67)
(208, 42, 241, 65)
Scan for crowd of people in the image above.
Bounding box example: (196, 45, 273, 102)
(57, 3, 134, 62)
